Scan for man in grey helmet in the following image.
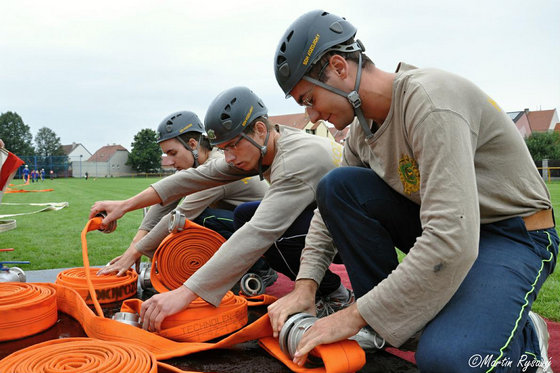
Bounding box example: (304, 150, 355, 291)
(268, 9, 557, 372)
(97, 110, 270, 279)
(91, 87, 354, 331)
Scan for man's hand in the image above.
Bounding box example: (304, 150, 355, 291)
(140, 285, 197, 332)
(97, 244, 142, 276)
(268, 279, 318, 338)
(292, 303, 367, 366)
(89, 200, 127, 228)
(89, 186, 163, 229)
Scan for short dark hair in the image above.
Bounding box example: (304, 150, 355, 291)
(244, 116, 273, 135)
(307, 38, 374, 83)
(177, 131, 212, 150)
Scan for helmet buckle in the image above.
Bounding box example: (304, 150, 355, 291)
(347, 91, 361, 108)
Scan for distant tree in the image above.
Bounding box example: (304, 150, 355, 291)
(35, 127, 65, 157)
(525, 131, 560, 161)
(0, 111, 34, 155)
(127, 128, 161, 173)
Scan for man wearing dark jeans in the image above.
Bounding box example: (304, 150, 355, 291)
(268, 10, 558, 372)
(233, 201, 348, 314)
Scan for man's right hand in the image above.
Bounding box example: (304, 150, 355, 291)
(89, 200, 127, 228)
(267, 279, 318, 338)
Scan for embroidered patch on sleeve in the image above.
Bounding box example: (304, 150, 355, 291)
(398, 154, 420, 195)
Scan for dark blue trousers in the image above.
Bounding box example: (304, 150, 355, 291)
(316, 167, 558, 373)
(233, 201, 341, 296)
(193, 207, 235, 239)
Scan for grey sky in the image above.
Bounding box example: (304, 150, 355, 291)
(1, 0, 559, 155)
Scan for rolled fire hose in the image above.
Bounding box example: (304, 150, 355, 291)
(0, 282, 58, 342)
(0, 337, 189, 373)
(155, 211, 276, 304)
(55, 267, 137, 305)
(0, 216, 366, 372)
(55, 213, 136, 308)
(150, 215, 226, 292)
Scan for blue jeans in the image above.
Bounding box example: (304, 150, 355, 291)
(316, 167, 558, 373)
(233, 201, 342, 296)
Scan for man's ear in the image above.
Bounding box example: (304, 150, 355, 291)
(254, 121, 267, 137)
(329, 55, 349, 79)
(188, 137, 198, 149)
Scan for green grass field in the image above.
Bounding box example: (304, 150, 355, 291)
(1, 177, 559, 321)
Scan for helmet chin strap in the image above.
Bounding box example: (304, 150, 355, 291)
(176, 136, 201, 168)
(240, 126, 270, 181)
(302, 52, 374, 140)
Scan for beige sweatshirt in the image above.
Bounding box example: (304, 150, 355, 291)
(135, 149, 268, 254)
(299, 63, 551, 347)
(149, 125, 343, 305)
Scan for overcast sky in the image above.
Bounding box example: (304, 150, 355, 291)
(1, 0, 559, 155)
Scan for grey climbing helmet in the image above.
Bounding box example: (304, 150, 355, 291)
(274, 10, 358, 97)
(156, 110, 205, 167)
(156, 111, 205, 144)
(204, 86, 268, 147)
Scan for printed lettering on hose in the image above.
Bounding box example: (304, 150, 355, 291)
(398, 154, 420, 195)
(85, 283, 137, 302)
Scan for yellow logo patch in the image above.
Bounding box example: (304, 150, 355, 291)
(398, 154, 420, 195)
(302, 33, 320, 66)
(242, 106, 254, 127)
(179, 123, 193, 133)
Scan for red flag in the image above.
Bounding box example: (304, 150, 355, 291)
(1, 149, 25, 192)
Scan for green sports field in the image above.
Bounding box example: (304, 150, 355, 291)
(1, 177, 559, 321)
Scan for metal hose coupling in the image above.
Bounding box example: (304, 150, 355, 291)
(280, 313, 386, 360)
(168, 210, 187, 233)
(0, 266, 26, 282)
(138, 262, 154, 290)
(239, 273, 265, 296)
(95, 212, 117, 234)
(279, 313, 319, 360)
(111, 312, 141, 328)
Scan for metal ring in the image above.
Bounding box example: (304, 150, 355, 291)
(168, 210, 186, 233)
(239, 273, 264, 296)
(279, 313, 316, 358)
(139, 262, 153, 290)
(112, 312, 141, 328)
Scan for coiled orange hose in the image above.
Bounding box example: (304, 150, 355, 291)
(0, 337, 190, 373)
(120, 291, 248, 343)
(150, 219, 226, 292)
(0, 282, 57, 342)
(55, 267, 137, 305)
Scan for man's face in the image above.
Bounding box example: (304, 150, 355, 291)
(290, 66, 356, 131)
(217, 131, 261, 171)
(159, 138, 194, 171)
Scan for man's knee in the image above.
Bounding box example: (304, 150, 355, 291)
(316, 168, 350, 205)
(416, 335, 496, 373)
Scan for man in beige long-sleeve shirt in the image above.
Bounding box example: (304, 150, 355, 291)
(97, 110, 270, 281)
(269, 10, 558, 372)
(91, 87, 353, 332)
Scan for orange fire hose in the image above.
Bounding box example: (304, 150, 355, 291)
(0, 337, 190, 373)
(0, 217, 366, 372)
(120, 292, 249, 343)
(150, 217, 277, 306)
(150, 219, 226, 292)
(55, 267, 137, 306)
(0, 282, 58, 342)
